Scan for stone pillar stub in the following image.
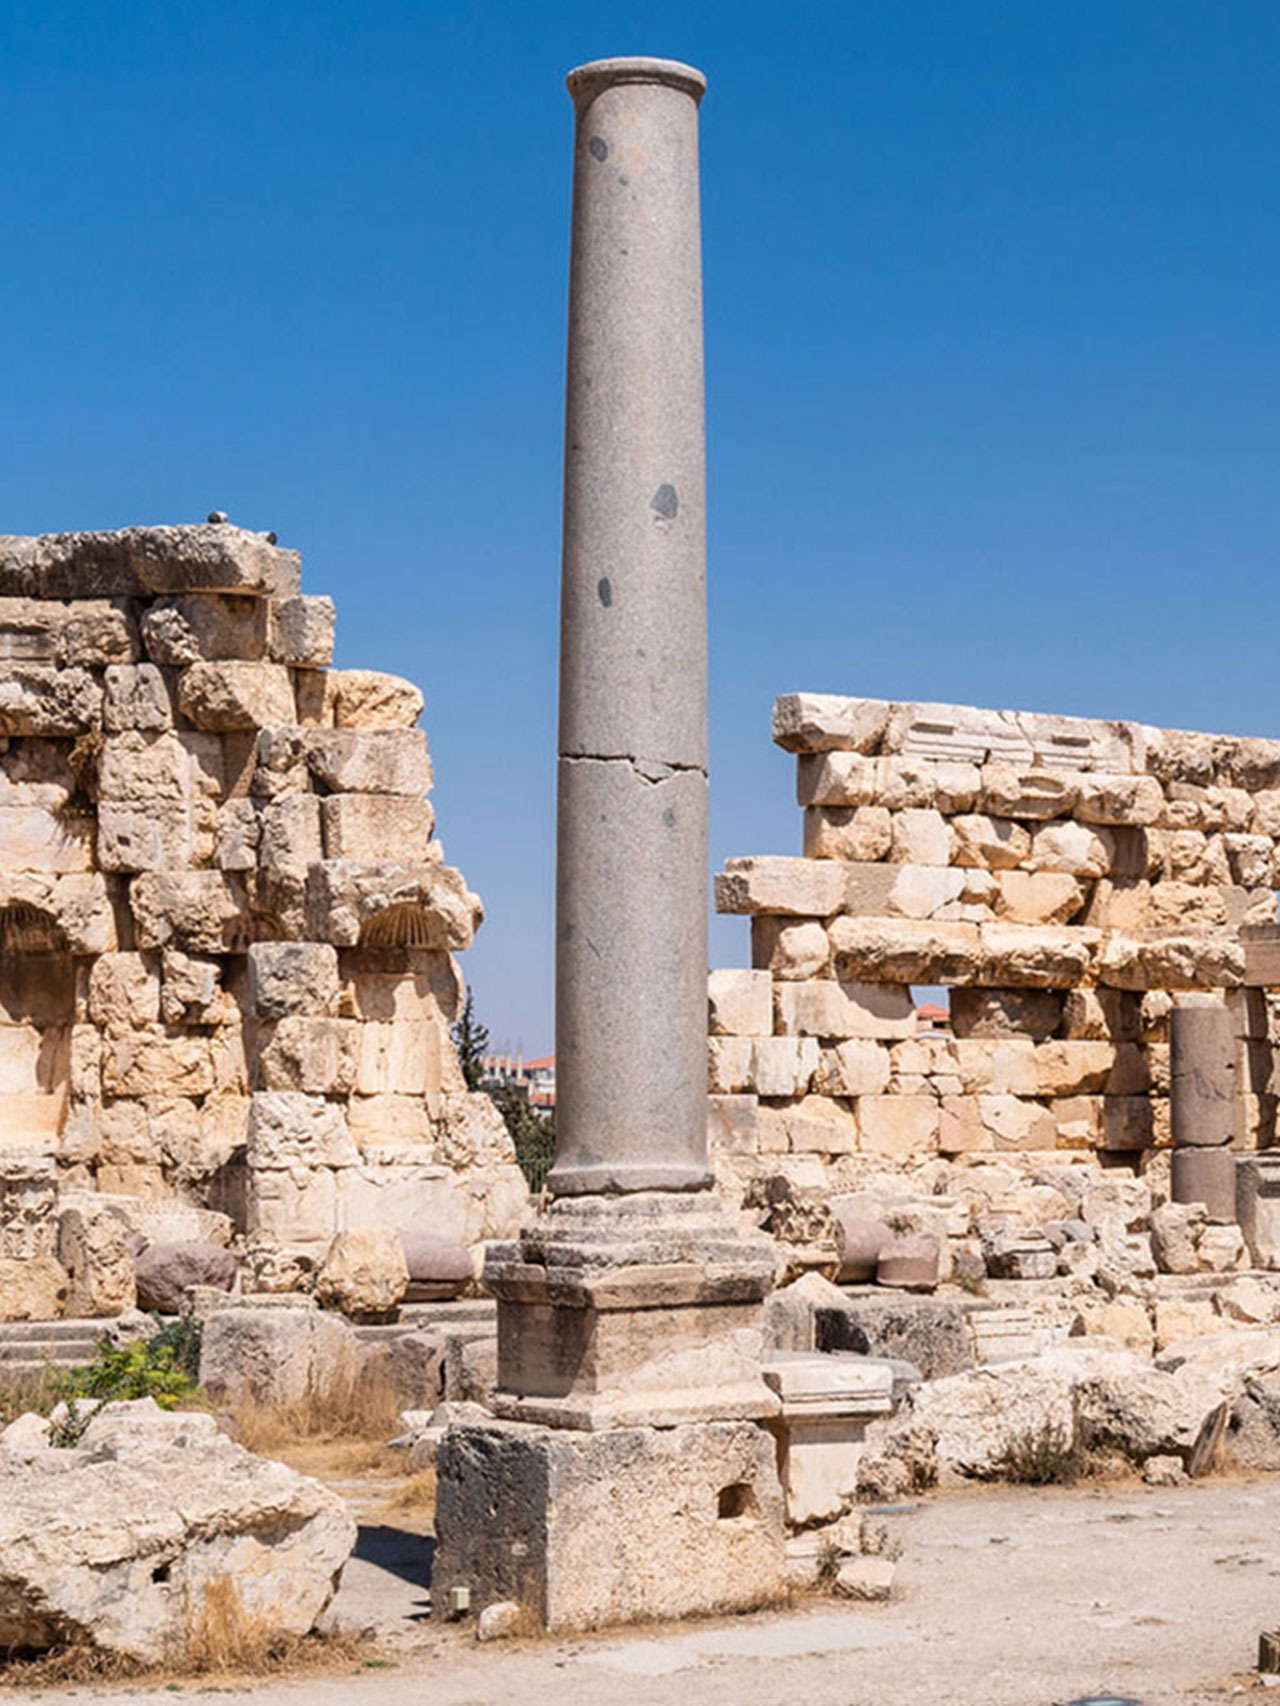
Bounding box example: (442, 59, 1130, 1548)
(1169, 1002, 1236, 1150)
(550, 55, 710, 1198)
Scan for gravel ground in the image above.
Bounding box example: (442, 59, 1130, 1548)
(9, 1475, 1280, 1706)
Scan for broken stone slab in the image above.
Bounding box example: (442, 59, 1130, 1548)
(0, 524, 294, 601)
(315, 1225, 409, 1318)
(0, 1430, 354, 1663)
(326, 669, 424, 730)
(198, 1302, 360, 1408)
(772, 693, 891, 754)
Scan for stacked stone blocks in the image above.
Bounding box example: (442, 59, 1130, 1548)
(712, 693, 1280, 1175)
(0, 523, 524, 1313)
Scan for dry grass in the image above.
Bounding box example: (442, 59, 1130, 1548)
(381, 1465, 437, 1515)
(222, 1365, 404, 1462)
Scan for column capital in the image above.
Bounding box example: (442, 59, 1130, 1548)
(566, 56, 706, 107)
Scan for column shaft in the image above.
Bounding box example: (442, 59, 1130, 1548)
(550, 58, 711, 1196)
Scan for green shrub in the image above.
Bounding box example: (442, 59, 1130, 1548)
(990, 1419, 1082, 1485)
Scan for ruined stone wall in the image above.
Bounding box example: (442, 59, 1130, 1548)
(0, 523, 526, 1316)
(710, 693, 1280, 1201)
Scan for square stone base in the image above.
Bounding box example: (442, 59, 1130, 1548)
(432, 1417, 787, 1631)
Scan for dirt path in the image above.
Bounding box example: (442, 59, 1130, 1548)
(9, 1476, 1280, 1706)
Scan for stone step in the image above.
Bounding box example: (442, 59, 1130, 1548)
(0, 1340, 95, 1366)
(0, 1318, 110, 1344)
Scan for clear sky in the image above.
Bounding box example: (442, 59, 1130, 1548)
(3, 1, 1279, 1054)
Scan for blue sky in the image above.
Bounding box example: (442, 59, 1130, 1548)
(3, 1, 1279, 1053)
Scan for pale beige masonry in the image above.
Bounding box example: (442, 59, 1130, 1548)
(0, 522, 526, 1320)
(711, 692, 1280, 1191)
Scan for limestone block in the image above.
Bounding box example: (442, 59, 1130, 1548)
(749, 918, 830, 980)
(814, 1038, 892, 1097)
(773, 692, 890, 753)
(1101, 1096, 1154, 1151)
(0, 524, 293, 601)
(708, 1093, 759, 1155)
(1083, 878, 1152, 930)
(950, 814, 1032, 870)
(751, 1036, 819, 1098)
(257, 1017, 359, 1094)
(326, 669, 423, 730)
(803, 805, 892, 861)
(774, 979, 915, 1040)
(247, 1091, 358, 1169)
(1060, 987, 1140, 1041)
(60, 598, 139, 666)
(976, 1095, 1055, 1150)
(949, 1038, 1038, 1094)
(0, 803, 94, 873)
(0, 1156, 58, 1260)
(716, 856, 846, 917)
(214, 799, 259, 870)
(0, 666, 102, 736)
(97, 797, 208, 873)
(994, 871, 1087, 926)
(346, 953, 464, 1025)
(159, 950, 226, 1026)
(252, 725, 311, 798)
(1026, 822, 1111, 878)
(259, 793, 323, 872)
(0, 1027, 54, 1098)
(1149, 882, 1237, 930)
(306, 859, 481, 950)
(86, 954, 160, 1032)
(1073, 771, 1164, 826)
(315, 1225, 409, 1316)
(885, 865, 969, 920)
(268, 595, 335, 668)
(130, 872, 249, 952)
(1224, 833, 1275, 887)
(305, 728, 431, 796)
(1097, 931, 1245, 990)
(140, 592, 269, 665)
(1164, 830, 1231, 884)
(0, 1253, 68, 1321)
(356, 1018, 452, 1096)
(67, 1026, 100, 1099)
(248, 942, 341, 1018)
(979, 923, 1099, 988)
(433, 1419, 786, 1632)
(1033, 1041, 1117, 1096)
(198, 1304, 360, 1409)
(101, 1029, 216, 1098)
(858, 1096, 939, 1160)
(708, 1036, 754, 1094)
(0, 597, 59, 664)
(321, 793, 435, 860)
(178, 660, 295, 730)
(979, 765, 1078, 820)
(708, 968, 772, 1035)
(828, 916, 983, 985)
(57, 1198, 136, 1317)
(889, 808, 952, 866)
(756, 1097, 858, 1156)
(939, 1096, 984, 1154)
(102, 663, 172, 733)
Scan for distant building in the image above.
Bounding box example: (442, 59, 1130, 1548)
(914, 1002, 951, 1036)
(481, 1052, 556, 1109)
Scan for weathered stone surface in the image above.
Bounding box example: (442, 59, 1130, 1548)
(198, 1303, 360, 1407)
(0, 525, 289, 601)
(829, 916, 982, 985)
(247, 941, 340, 1019)
(306, 729, 431, 796)
(129, 872, 248, 952)
(134, 1241, 237, 1313)
(0, 1254, 69, 1321)
(773, 693, 890, 754)
(307, 859, 481, 950)
(716, 856, 846, 917)
(315, 1225, 409, 1317)
(0, 1425, 354, 1663)
(433, 1419, 786, 1631)
(141, 593, 268, 665)
(774, 979, 915, 1040)
(268, 595, 334, 668)
(327, 670, 423, 730)
(321, 793, 435, 860)
(707, 968, 772, 1036)
(178, 660, 295, 730)
(57, 1199, 135, 1317)
(0, 667, 102, 736)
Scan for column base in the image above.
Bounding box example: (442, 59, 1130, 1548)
(484, 1190, 781, 1429)
(433, 1417, 787, 1631)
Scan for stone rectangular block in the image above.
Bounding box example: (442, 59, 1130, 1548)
(707, 968, 772, 1037)
(773, 693, 890, 754)
(247, 942, 341, 1019)
(305, 729, 432, 797)
(0, 525, 288, 600)
(321, 793, 435, 860)
(856, 1095, 939, 1160)
(433, 1419, 786, 1632)
(178, 661, 296, 731)
(774, 979, 915, 1040)
(715, 857, 846, 918)
(268, 595, 335, 668)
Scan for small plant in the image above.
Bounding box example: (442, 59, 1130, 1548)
(815, 1538, 843, 1589)
(990, 1419, 1082, 1485)
(857, 1518, 903, 1562)
(950, 1263, 985, 1295)
(48, 1314, 203, 1432)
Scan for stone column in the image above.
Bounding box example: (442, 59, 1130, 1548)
(551, 55, 711, 1197)
(1170, 999, 1238, 1222)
